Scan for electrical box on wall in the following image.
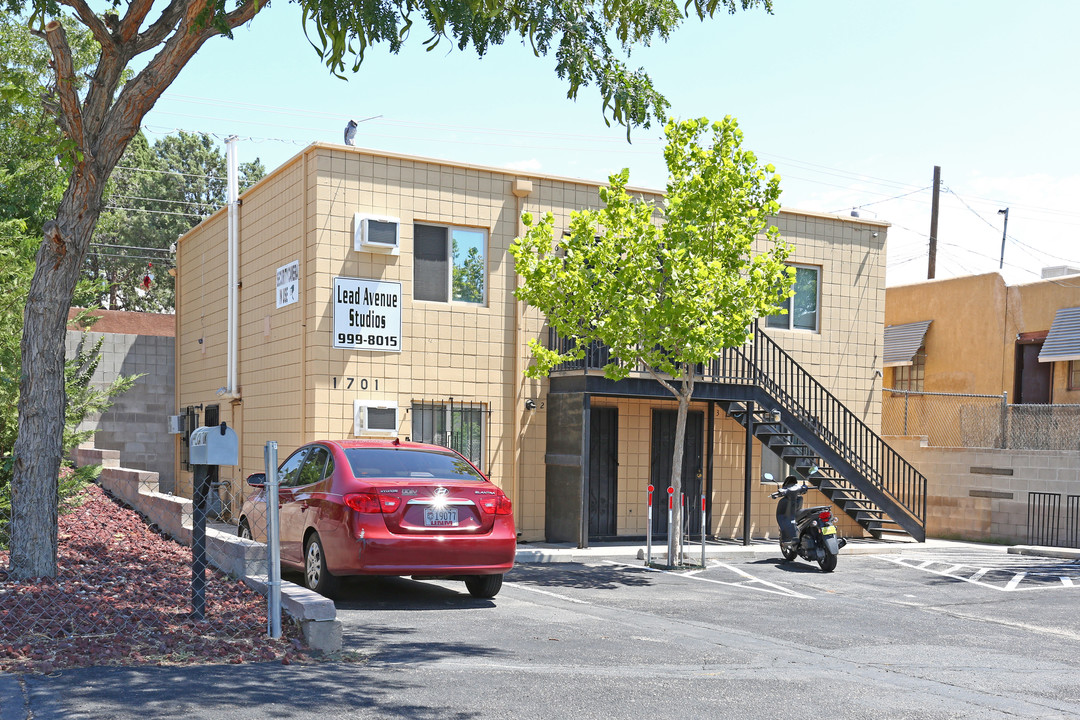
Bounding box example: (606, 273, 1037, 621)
(167, 415, 185, 434)
(353, 213, 400, 254)
(354, 400, 398, 436)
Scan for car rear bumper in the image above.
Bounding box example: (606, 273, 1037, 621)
(325, 516, 516, 577)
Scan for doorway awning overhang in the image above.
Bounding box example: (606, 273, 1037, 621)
(1039, 307, 1080, 363)
(883, 320, 932, 367)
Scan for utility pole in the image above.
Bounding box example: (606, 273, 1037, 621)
(998, 208, 1009, 269)
(927, 165, 941, 279)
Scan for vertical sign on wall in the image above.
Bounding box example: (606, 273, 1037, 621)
(276, 260, 299, 308)
(333, 277, 403, 352)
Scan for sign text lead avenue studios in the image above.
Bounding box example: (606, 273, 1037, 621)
(332, 277, 403, 352)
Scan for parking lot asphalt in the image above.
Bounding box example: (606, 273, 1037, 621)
(8, 538, 1080, 720)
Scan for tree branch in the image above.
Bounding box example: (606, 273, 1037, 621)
(118, 0, 157, 43)
(131, 0, 186, 56)
(102, 0, 263, 164)
(57, 0, 116, 50)
(43, 20, 86, 155)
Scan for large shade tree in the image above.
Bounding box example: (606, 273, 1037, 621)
(5, 0, 773, 578)
(510, 116, 794, 565)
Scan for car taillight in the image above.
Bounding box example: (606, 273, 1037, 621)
(378, 494, 401, 513)
(818, 510, 832, 522)
(344, 492, 382, 513)
(479, 492, 513, 515)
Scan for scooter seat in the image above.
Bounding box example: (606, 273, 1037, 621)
(796, 505, 832, 521)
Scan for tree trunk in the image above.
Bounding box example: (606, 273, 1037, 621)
(10, 172, 106, 578)
(664, 368, 695, 567)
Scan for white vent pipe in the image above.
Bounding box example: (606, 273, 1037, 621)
(225, 135, 239, 398)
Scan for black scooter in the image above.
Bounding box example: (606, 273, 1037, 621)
(765, 471, 845, 572)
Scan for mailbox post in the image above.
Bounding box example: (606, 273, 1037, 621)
(188, 422, 239, 620)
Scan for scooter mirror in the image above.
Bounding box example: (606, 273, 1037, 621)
(809, 465, 819, 475)
(762, 472, 774, 482)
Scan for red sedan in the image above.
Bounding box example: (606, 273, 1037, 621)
(238, 439, 516, 598)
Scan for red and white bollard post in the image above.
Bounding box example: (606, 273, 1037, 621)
(667, 487, 675, 565)
(646, 485, 654, 566)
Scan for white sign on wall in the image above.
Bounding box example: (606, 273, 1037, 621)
(333, 277, 402, 352)
(276, 260, 299, 308)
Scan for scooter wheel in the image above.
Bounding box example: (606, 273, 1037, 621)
(818, 547, 837, 572)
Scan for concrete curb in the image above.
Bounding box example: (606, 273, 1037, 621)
(1008, 545, 1080, 560)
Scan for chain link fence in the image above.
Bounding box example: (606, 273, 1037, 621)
(0, 460, 299, 673)
(883, 389, 1080, 450)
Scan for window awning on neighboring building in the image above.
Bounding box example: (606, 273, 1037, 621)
(883, 320, 932, 367)
(1038, 307, 1080, 363)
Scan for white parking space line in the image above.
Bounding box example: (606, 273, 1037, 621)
(942, 564, 964, 575)
(917, 560, 935, 569)
(504, 582, 592, 605)
(603, 561, 814, 600)
(969, 568, 991, 581)
(1061, 577, 1074, 587)
(1004, 573, 1027, 590)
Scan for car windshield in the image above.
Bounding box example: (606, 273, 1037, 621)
(344, 448, 485, 482)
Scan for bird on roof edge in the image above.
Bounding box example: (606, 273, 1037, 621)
(344, 119, 358, 146)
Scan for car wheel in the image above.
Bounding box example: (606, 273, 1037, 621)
(465, 574, 503, 599)
(304, 533, 340, 598)
(237, 518, 253, 540)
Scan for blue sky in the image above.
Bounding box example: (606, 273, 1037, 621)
(144, 0, 1080, 286)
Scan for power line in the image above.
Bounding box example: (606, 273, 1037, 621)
(90, 242, 173, 253)
(109, 193, 221, 209)
(104, 204, 206, 219)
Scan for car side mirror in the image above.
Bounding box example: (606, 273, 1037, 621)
(246, 472, 266, 488)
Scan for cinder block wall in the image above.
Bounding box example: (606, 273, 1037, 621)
(67, 315, 176, 492)
(889, 436, 1080, 544)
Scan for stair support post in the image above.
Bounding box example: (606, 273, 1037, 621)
(744, 400, 754, 546)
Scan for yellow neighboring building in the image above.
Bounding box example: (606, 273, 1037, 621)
(175, 143, 924, 545)
(885, 272, 1080, 403)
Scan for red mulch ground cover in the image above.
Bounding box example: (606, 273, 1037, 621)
(0, 483, 308, 673)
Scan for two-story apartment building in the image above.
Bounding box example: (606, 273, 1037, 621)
(174, 143, 924, 546)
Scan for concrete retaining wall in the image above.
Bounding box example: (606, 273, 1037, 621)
(74, 446, 341, 652)
(888, 436, 1080, 544)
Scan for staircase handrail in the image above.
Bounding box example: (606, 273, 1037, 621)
(737, 327, 926, 527)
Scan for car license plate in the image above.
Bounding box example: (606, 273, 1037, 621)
(424, 507, 458, 527)
(821, 525, 836, 536)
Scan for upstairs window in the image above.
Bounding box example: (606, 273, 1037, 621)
(1069, 360, 1080, 391)
(767, 264, 820, 332)
(414, 223, 486, 304)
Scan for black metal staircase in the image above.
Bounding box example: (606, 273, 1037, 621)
(714, 328, 926, 541)
(550, 325, 928, 542)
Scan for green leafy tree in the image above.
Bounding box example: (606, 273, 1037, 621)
(90, 131, 265, 312)
(6, 0, 770, 578)
(510, 116, 794, 564)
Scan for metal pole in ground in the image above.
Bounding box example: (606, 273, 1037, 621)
(666, 487, 674, 567)
(680, 492, 686, 566)
(191, 464, 209, 620)
(646, 485, 654, 566)
(701, 495, 706, 568)
(265, 441, 282, 639)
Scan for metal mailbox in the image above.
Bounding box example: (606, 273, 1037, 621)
(189, 423, 239, 466)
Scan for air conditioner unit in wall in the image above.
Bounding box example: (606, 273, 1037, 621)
(354, 400, 399, 436)
(353, 213, 401, 254)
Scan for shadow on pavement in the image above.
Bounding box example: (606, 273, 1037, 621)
(22, 659, 484, 720)
(505, 563, 655, 590)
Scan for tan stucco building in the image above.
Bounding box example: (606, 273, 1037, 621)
(175, 143, 922, 545)
(885, 272, 1080, 403)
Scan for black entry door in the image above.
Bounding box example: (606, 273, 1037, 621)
(588, 407, 618, 538)
(651, 409, 704, 536)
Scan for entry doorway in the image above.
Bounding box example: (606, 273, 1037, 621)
(650, 409, 704, 536)
(1015, 340, 1052, 404)
(587, 406, 619, 539)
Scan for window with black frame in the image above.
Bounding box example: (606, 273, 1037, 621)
(411, 401, 486, 471)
